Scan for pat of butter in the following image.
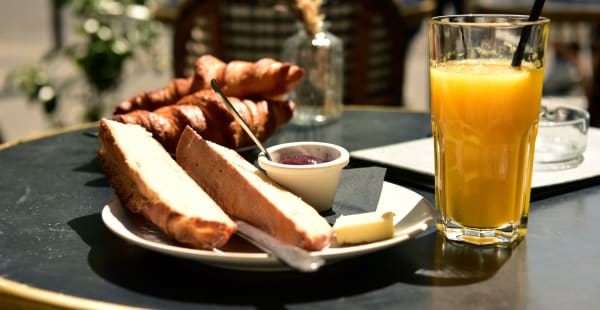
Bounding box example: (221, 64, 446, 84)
(333, 211, 395, 245)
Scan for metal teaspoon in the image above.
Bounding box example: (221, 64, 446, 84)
(210, 79, 272, 161)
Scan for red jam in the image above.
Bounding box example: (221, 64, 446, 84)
(279, 155, 327, 165)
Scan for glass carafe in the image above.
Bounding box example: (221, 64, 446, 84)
(282, 22, 344, 126)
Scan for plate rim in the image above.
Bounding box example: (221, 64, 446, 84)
(101, 181, 433, 271)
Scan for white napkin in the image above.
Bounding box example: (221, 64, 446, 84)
(351, 128, 600, 197)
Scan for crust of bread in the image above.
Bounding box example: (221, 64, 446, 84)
(176, 126, 333, 251)
(97, 119, 236, 249)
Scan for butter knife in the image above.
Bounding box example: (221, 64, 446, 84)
(235, 220, 325, 272)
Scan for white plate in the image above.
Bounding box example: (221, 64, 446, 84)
(101, 182, 433, 272)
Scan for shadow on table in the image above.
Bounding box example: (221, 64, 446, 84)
(403, 231, 520, 286)
(69, 210, 522, 308)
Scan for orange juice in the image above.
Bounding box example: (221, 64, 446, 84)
(431, 59, 544, 233)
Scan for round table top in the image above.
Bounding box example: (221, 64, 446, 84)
(1, 110, 600, 309)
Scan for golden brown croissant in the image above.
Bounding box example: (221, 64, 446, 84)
(110, 90, 295, 153)
(113, 77, 195, 114)
(194, 55, 305, 100)
(114, 55, 303, 114)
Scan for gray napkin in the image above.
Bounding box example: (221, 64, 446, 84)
(323, 167, 387, 224)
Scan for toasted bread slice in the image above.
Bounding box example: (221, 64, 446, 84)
(97, 119, 236, 249)
(176, 126, 333, 251)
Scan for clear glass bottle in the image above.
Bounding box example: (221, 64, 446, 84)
(282, 22, 344, 126)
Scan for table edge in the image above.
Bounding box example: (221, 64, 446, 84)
(0, 107, 428, 151)
(0, 277, 143, 310)
(0, 122, 99, 151)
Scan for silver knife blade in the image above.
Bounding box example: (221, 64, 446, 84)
(235, 220, 325, 272)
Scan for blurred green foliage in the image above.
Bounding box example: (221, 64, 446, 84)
(5, 0, 162, 122)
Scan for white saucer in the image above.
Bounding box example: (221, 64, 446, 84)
(101, 182, 433, 272)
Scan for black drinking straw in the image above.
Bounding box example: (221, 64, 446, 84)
(511, 0, 546, 67)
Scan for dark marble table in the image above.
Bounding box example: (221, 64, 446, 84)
(1, 110, 599, 309)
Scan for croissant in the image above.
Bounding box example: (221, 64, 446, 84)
(113, 77, 194, 114)
(114, 55, 304, 114)
(110, 89, 295, 153)
(194, 55, 305, 100)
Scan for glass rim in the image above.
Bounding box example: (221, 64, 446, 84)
(539, 104, 590, 127)
(431, 14, 550, 26)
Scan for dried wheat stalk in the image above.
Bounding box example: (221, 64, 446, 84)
(284, 0, 324, 36)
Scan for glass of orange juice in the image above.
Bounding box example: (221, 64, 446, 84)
(429, 15, 550, 245)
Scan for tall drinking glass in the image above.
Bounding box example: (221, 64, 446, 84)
(429, 15, 550, 245)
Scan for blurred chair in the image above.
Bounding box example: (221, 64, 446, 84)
(172, 0, 413, 106)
